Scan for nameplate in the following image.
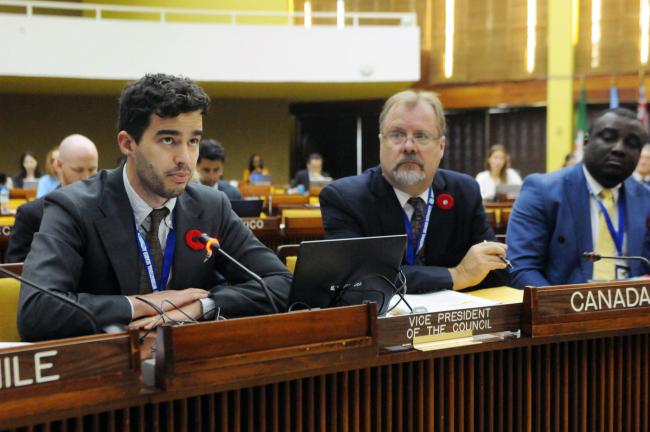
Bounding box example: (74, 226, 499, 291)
(523, 279, 650, 337)
(0, 333, 141, 427)
(241, 216, 280, 233)
(377, 303, 521, 348)
(0, 333, 138, 393)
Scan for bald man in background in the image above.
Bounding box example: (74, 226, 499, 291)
(6, 134, 98, 263)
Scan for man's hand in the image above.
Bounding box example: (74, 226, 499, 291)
(449, 241, 507, 290)
(129, 300, 203, 330)
(128, 288, 209, 319)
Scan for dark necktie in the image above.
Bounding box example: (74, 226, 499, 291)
(407, 197, 426, 264)
(139, 207, 170, 293)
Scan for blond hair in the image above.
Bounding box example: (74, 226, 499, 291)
(379, 90, 446, 137)
(44, 146, 59, 177)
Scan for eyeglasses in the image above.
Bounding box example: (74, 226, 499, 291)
(381, 130, 440, 146)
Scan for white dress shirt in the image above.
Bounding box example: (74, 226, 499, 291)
(392, 187, 431, 220)
(582, 166, 628, 277)
(122, 164, 214, 319)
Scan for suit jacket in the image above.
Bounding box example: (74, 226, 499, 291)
(319, 166, 510, 293)
(19, 167, 292, 341)
(506, 163, 650, 288)
(5, 197, 45, 263)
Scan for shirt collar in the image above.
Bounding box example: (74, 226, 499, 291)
(392, 186, 430, 209)
(582, 164, 622, 200)
(123, 162, 177, 229)
(633, 171, 650, 182)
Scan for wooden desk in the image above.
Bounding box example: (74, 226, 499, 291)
(3, 284, 650, 431)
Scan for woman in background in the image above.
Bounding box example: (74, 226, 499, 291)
(242, 153, 270, 184)
(12, 151, 41, 189)
(37, 146, 60, 197)
(475, 144, 522, 200)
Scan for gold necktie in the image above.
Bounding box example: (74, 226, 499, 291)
(592, 189, 616, 281)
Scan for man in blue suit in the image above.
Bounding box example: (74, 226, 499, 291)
(507, 108, 650, 288)
(321, 90, 510, 294)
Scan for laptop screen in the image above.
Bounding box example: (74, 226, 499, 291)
(289, 234, 407, 315)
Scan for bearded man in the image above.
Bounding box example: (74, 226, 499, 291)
(18, 74, 291, 341)
(319, 90, 510, 294)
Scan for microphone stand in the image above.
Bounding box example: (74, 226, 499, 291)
(198, 233, 280, 314)
(582, 252, 650, 273)
(0, 265, 99, 334)
(216, 247, 280, 314)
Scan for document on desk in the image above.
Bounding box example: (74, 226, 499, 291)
(388, 290, 500, 316)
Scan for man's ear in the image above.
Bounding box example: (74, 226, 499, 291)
(53, 158, 63, 175)
(117, 131, 136, 156)
(440, 136, 446, 159)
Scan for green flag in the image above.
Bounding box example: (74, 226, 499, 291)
(574, 84, 587, 160)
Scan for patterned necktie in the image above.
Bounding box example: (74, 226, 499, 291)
(407, 197, 426, 265)
(592, 189, 616, 281)
(139, 207, 170, 293)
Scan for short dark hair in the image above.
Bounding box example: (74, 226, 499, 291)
(198, 139, 226, 163)
(307, 153, 323, 164)
(117, 74, 211, 143)
(588, 107, 639, 135)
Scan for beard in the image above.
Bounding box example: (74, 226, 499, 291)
(135, 156, 188, 200)
(389, 154, 427, 187)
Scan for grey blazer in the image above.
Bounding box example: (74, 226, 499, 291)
(18, 167, 291, 341)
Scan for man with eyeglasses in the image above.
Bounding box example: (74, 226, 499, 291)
(506, 108, 650, 287)
(320, 90, 510, 295)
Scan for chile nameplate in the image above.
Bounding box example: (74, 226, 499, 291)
(0, 333, 141, 429)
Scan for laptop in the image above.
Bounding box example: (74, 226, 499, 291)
(249, 173, 272, 185)
(289, 235, 408, 315)
(231, 199, 264, 218)
(494, 184, 521, 200)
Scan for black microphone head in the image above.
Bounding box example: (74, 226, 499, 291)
(582, 251, 601, 262)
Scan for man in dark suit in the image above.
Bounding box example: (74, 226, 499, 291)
(6, 134, 98, 263)
(320, 90, 509, 294)
(196, 138, 243, 201)
(19, 74, 291, 341)
(507, 108, 650, 287)
(291, 153, 331, 190)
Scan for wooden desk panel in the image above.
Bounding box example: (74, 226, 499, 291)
(4, 331, 647, 431)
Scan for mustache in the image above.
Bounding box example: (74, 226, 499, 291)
(395, 154, 425, 168)
(164, 166, 191, 176)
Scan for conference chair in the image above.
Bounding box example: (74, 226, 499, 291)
(0, 263, 22, 342)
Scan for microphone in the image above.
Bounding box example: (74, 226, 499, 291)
(0, 264, 99, 335)
(582, 251, 650, 273)
(185, 231, 281, 314)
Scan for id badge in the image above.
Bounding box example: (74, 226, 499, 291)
(615, 265, 630, 280)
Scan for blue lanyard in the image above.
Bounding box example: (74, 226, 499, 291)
(589, 186, 626, 256)
(134, 212, 176, 292)
(401, 187, 434, 265)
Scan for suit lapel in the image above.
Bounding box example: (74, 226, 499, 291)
(369, 168, 405, 236)
(623, 179, 644, 275)
(426, 172, 454, 259)
(171, 191, 207, 289)
(565, 165, 594, 280)
(95, 168, 140, 296)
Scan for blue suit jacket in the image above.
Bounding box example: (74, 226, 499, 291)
(506, 163, 650, 287)
(320, 166, 510, 293)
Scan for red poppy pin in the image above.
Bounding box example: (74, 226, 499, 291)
(185, 229, 204, 251)
(436, 193, 454, 210)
